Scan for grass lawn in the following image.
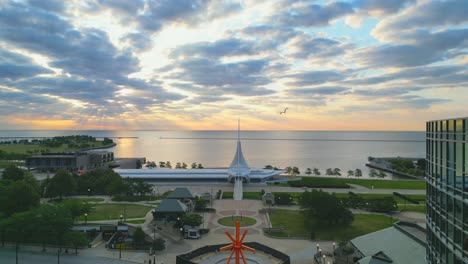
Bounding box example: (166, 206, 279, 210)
(292, 176, 426, 190)
(77, 204, 152, 221)
(222, 192, 263, 200)
(400, 205, 426, 213)
(269, 209, 397, 241)
(218, 216, 257, 227)
(333, 193, 426, 204)
(51, 197, 105, 203)
(125, 219, 146, 224)
(0, 141, 113, 154)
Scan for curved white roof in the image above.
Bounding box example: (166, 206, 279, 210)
(113, 168, 285, 180)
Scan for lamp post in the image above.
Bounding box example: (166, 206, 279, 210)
(151, 209, 156, 220)
(322, 254, 326, 264)
(179, 227, 184, 240)
(316, 243, 320, 251)
(120, 214, 123, 225)
(84, 213, 88, 225)
(87, 188, 91, 196)
(152, 224, 157, 264)
(119, 237, 122, 259)
(57, 247, 61, 264)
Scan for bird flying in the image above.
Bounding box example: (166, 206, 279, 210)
(279, 107, 288, 114)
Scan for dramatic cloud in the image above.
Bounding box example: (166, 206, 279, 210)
(0, 0, 465, 130)
(0, 50, 52, 80)
(286, 71, 347, 86)
(272, 1, 354, 27)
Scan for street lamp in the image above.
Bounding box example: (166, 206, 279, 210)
(151, 224, 157, 264)
(316, 243, 320, 251)
(84, 213, 88, 225)
(332, 242, 336, 251)
(119, 237, 122, 259)
(180, 227, 184, 240)
(120, 214, 123, 224)
(87, 188, 91, 196)
(322, 254, 326, 263)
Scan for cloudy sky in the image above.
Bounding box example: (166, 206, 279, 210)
(0, 0, 466, 130)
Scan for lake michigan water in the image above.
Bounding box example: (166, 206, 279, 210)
(0, 130, 425, 179)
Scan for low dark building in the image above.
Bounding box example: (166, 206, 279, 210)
(26, 151, 114, 172)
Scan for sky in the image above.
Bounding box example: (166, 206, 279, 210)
(0, 0, 467, 131)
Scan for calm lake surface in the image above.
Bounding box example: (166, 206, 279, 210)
(0, 130, 425, 178)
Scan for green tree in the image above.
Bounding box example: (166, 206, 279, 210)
(325, 168, 333, 176)
(312, 168, 321, 176)
(182, 163, 188, 169)
(133, 227, 146, 248)
(194, 197, 209, 211)
(165, 161, 172, 169)
(369, 169, 378, 177)
(197, 163, 204, 169)
(285, 166, 292, 174)
(292, 166, 300, 175)
(1, 165, 25, 181)
(347, 170, 354, 177)
(159, 161, 166, 168)
(61, 199, 92, 221)
(354, 169, 362, 177)
(377, 171, 387, 178)
(305, 168, 312, 175)
(333, 168, 341, 176)
(299, 190, 353, 226)
(46, 169, 76, 199)
(191, 162, 197, 169)
(175, 162, 182, 169)
(146, 161, 157, 168)
(64, 231, 88, 254)
(264, 165, 273, 169)
(2, 180, 40, 215)
(181, 213, 203, 226)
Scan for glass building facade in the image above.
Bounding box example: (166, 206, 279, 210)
(426, 117, 468, 263)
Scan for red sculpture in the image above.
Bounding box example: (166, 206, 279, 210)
(219, 221, 255, 264)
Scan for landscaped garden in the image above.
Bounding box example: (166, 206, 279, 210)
(77, 204, 152, 221)
(218, 216, 257, 227)
(289, 176, 426, 190)
(268, 209, 397, 241)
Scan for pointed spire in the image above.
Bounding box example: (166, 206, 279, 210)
(228, 119, 250, 177)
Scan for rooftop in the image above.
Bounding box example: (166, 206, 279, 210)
(350, 222, 426, 264)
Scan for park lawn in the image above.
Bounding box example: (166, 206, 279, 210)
(218, 216, 257, 227)
(0, 160, 24, 168)
(77, 204, 152, 221)
(400, 205, 426, 213)
(295, 176, 426, 190)
(269, 209, 397, 241)
(51, 197, 105, 203)
(222, 192, 233, 199)
(222, 192, 263, 200)
(0, 141, 112, 154)
(333, 193, 426, 204)
(125, 219, 146, 224)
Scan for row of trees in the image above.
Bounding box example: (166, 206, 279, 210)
(304, 167, 364, 177)
(369, 169, 387, 178)
(145, 161, 204, 169)
(41, 169, 153, 199)
(0, 166, 90, 251)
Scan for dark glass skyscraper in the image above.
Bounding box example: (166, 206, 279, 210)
(426, 118, 468, 263)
